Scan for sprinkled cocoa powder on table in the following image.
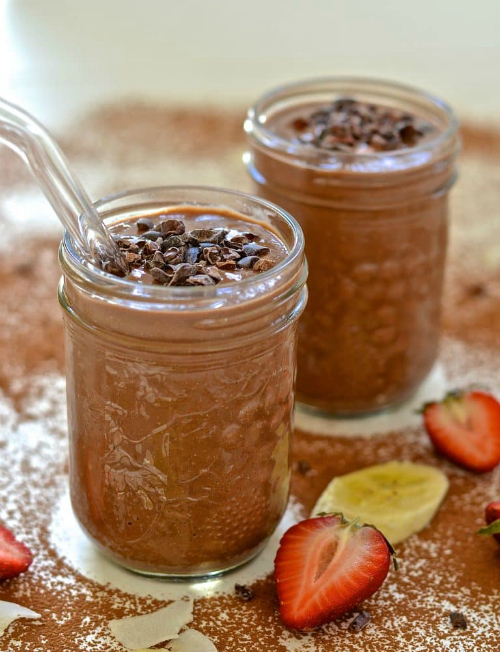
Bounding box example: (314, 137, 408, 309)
(0, 105, 499, 650)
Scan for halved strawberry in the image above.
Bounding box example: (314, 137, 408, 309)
(423, 391, 500, 473)
(274, 515, 393, 630)
(0, 524, 33, 580)
(477, 501, 500, 545)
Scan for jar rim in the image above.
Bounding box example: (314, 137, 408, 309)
(244, 76, 459, 167)
(59, 185, 305, 305)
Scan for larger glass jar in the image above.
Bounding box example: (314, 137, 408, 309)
(59, 186, 307, 578)
(245, 78, 460, 415)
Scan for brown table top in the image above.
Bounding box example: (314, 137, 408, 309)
(0, 105, 499, 651)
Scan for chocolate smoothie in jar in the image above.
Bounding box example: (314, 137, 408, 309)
(59, 186, 307, 577)
(245, 78, 459, 415)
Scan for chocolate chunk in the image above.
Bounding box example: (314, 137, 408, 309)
(234, 583, 255, 602)
(203, 246, 222, 265)
(143, 240, 159, 255)
(449, 612, 467, 630)
(253, 258, 275, 273)
(290, 117, 309, 132)
(103, 260, 127, 277)
(294, 460, 311, 475)
(190, 228, 227, 244)
(400, 123, 423, 146)
(348, 611, 371, 632)
(125, 251, 142, 265)
(151, 251, 166, 267)
(243, 243, 270, 257)
(142, 230, 162, 241)
(150, 267, 171, 285)
(216, 260, 237, 271)
(160, 219, 186, 236)
(169, 263, 197, 286)
(163, 247, 184, 265)
(237, 256, 259, 269)
(185, 246, 201, 265)
(15, 261, 34, 276)
(467, 283, 487, 297)
(136, 217, 154, 233)
(186, 274, 216, 286)
(220, 246, 241, 261)
(370, 134, 390, 151)
(205, 266, 222, 282)
(162, 235, 184, 250)
(224, 239, 243, 251)
(113, 237, 132, 249)
(229, 234, 250, 246)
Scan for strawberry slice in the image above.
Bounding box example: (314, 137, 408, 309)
(477, 501, 500, 545)
(0, 524, 33, 580)
(423, 391, 500, 473)
(274, 515, 393, 630)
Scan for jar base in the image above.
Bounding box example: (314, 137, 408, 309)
(295, 391, 416, 419)
(75, 517, 272, 581)
(106, 540, 269, 582)
(295, 363, 447, 423)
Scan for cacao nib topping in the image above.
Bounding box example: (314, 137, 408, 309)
(234, 583, 255, 602)
(289, 98, 433, 153)
(348, 610, 371, 632)
(243, 242, 270, 257)
(216, 260, 237, 271)
(237, 256, 259, 269)
(142, 230, 163, 241)
(110, 217, 278, 285)
(294, 459, 312, 475)
(185, 246, 200, 265)
(149, 267, 171, 284)
(190, 228, 227, 244)
(136, 217, 154, 233)
(160, 218, 186, 236)
(186, 274, 216, 286)
(253, 258, 275, 273)
(449, 612, 468, 630)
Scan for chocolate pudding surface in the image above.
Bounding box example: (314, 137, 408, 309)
(108, 207, 286, 285)
(247, 89, 459, 414)
(0, 105, 499, 650)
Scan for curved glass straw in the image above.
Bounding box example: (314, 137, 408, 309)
(0, 97, 126, 273)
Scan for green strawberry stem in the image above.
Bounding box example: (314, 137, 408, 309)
(477, 519, 500, 536)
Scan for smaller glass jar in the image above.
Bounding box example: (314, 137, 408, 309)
(58, 186, 307, 578)
(245, 78, 460, 415)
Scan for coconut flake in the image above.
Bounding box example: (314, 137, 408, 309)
(108, 598, 193, 650)
(134, 628, 218, 651)
(167, 629, 218, 651)
(0, 600, 41, 637)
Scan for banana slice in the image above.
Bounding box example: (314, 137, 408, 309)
(312, 461, 449, 545)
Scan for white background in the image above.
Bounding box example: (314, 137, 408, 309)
(1, 0, 499, 126)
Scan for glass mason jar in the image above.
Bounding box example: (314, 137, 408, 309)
(58, 186, 307, 578)
(245, 78, 460, 415)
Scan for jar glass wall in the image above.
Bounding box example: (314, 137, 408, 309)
(59, 186, 307, 578)
(245, 78, 460, 415)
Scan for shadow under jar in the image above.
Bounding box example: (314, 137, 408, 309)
(245, 78, 460, 415)
(58, 186, 307, 578)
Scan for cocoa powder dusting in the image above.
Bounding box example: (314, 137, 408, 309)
(0, 104, 499, 650)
